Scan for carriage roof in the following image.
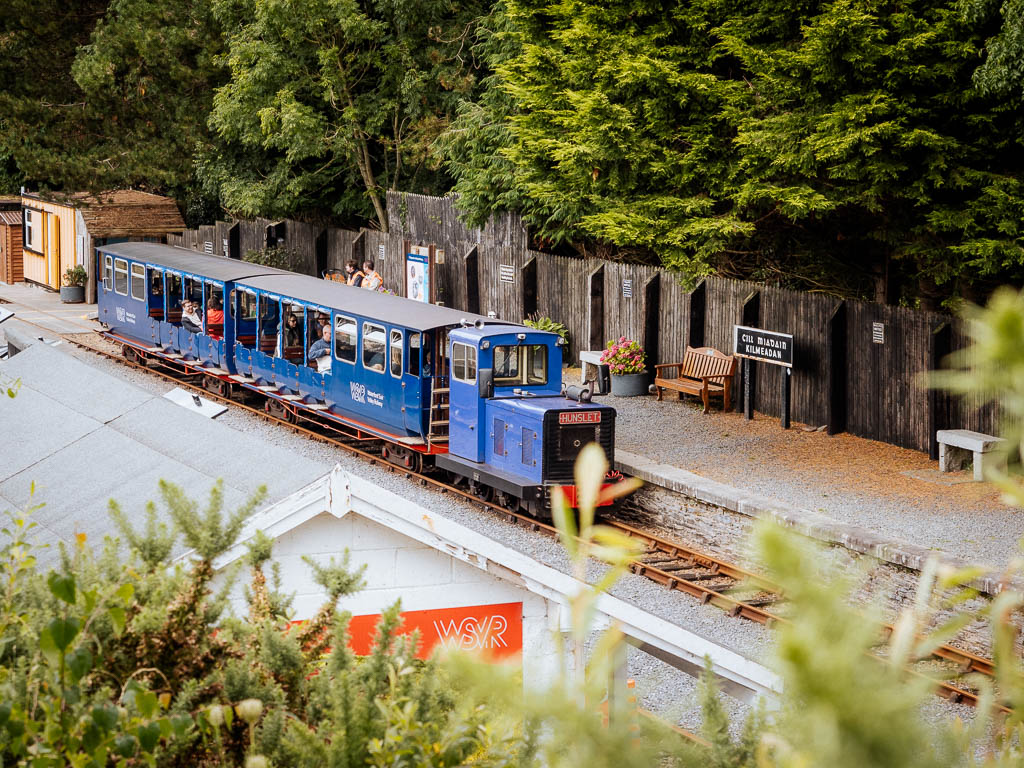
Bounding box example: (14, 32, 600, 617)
(97, 241, 291, 282)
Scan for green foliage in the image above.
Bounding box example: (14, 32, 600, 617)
(523, 314, 569, 348)
(159, 479, 264, 565)
(201, 0, 489, 227)
(242, 246, 307, 273)
(443, 0, 1024, 302)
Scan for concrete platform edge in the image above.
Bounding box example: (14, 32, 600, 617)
(615, 449, 1010, 596)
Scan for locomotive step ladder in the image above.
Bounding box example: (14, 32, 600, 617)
(427, 381, 450, 445)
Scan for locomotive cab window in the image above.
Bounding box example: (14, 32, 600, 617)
(113, 258, 128, 295)
(362, 323, 386, 373)
(334, 315, 356, 363)
(130, 263, 145, 301)
(493, 344, 546, 387)
(103, 256, 113, 292)
(452, 342, 476, 383)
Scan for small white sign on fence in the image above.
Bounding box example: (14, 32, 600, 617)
(499, 265, 516, 283)
(872, 322, 885, 344)
(378, 243, 385, 261)
(622, 279, 633, 298)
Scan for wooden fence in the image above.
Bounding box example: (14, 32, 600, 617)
(169, 191, 999, 455)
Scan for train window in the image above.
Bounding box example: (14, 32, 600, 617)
(389, 330, 403, 378)
(103, 256, 113, 291)
(149, 269, 163, 296)
(114, 259, 128, 295)
(452, 342, 476, 383)
(281, 305, 303, 361)
(334, 315, 357, 363)
(239, 291, 258, 320)
(406, 332, 421, 376)
(493, 345, 547, 387)
(130, 264, 145, 301)
(166, 273, 182, 313)
(362, 322, 386, 373)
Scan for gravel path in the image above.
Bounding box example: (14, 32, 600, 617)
(588, 379, 1023, 572)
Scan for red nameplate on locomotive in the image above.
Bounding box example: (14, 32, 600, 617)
(558, 410, 601, 425)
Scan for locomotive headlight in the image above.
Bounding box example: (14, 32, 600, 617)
(481, 340, 490, 349)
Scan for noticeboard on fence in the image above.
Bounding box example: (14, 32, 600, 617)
(405, 245, 430, 303)
(733, 325, 794, 368)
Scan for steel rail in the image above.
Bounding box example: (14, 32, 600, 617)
(61, 330, 1005, 713)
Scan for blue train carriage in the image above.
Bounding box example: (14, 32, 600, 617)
(225, 272, 500, 458)
(96, 242, 288, 372)
(435, 324, 619, 517)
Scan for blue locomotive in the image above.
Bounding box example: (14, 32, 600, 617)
(96, 242, 618, 515)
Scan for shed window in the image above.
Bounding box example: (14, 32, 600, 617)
(362, 322, 386, 372)
(452, 342, 476, 383)
(114, 258, 128, 295)
(103, 256, 113, 291)
(389, 330, 403, 378)
(23, 210, 37, 250)
(130, 264, 145, 301)
(334, 315, 356, 363)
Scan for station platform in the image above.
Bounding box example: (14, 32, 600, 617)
(0, 280, 96, 335)
(590, 380, 1023, 594)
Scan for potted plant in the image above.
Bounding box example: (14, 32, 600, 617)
(600, 337, 648, 396)
(61, 265, 87, 304)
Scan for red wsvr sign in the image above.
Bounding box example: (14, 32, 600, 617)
(347, 602, 523, 661)
(558, 410, 600, 425)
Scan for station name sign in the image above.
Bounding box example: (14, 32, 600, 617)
(559, 410, 601, 425)
(733, 325, 793, 368)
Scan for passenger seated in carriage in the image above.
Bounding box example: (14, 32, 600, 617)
(308, 324, 332, 372)
(181, 300, 202, 334)
(206, 296, 224, 339)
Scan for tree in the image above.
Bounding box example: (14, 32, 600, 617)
(201, 0, 488, 230)
(0, 0, 109, 192)
(71, 0, 228, 223)
(443, 0, 1024, 304)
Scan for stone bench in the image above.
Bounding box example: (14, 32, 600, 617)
(579, 350, 610, 394)
(936, 429, 1006, 481)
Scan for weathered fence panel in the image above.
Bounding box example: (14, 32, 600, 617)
(754, 288, 839, 428)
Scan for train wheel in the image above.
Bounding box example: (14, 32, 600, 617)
(264, 398, 296, 424)
(123, 345, 141, 364)
(383, 444, 422, 473)
(204, 374, 230, 398)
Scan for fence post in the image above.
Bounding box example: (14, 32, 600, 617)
(826, 301, 847, 435)
(928, 321, 951, 460)
(688, 280, 705, 349)
(588, 265, 605, 352)
(739, 290, 760, 415)
(643, 273, 660, 366)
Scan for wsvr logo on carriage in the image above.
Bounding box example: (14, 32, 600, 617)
(115, 306, 136, 325)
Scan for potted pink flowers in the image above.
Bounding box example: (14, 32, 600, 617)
(600, 337, 648, 396)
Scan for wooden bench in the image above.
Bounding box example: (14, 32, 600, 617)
(653, 346, 737, 413)
(936, 429, 1006, 481)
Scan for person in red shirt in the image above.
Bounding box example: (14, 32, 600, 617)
(206, 296, 225, 340)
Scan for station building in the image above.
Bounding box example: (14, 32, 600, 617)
(20, 190, 184, 300)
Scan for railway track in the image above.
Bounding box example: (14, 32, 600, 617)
(62, 330, 1005, 714)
